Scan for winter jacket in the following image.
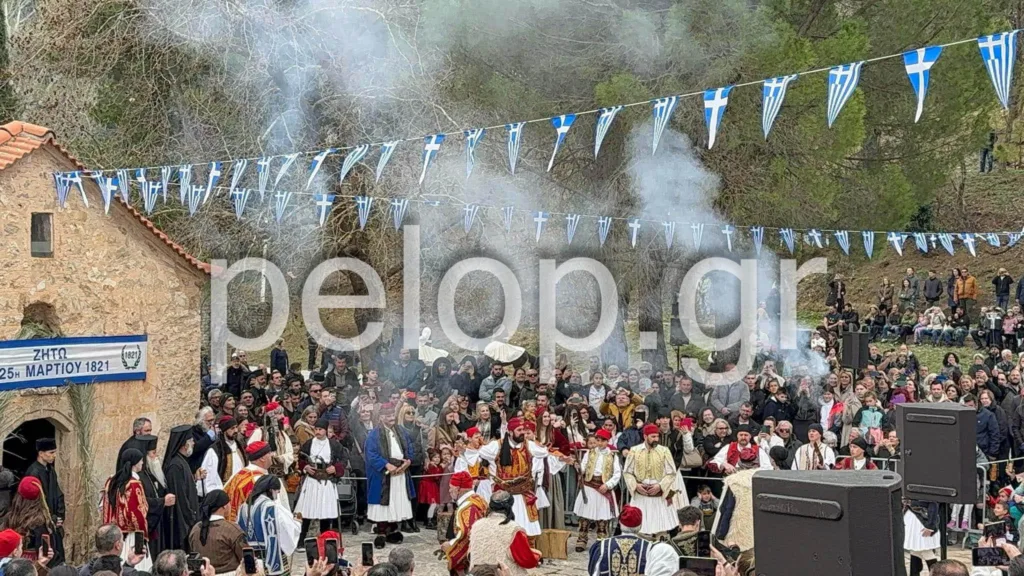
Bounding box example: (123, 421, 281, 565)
(79, 555, 138, 576)
(923, 278, 944, 300)
(709, 380, 750, 417)
(669, 392, 707, 419)
(976, 407, 1001, 457)
(959, 275, 979, 300)
(478, 375, 511, 402)
(993, 275, 1015, 297)
(905, 275, 920, 301)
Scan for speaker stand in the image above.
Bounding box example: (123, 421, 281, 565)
(939, 502, 948, 560)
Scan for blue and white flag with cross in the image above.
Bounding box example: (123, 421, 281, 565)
(159, 166, 172, 204)
(506, 122, 525, 175)
(751, 226, 764, 255)
(978, 31, 1019, 109)
(116, 169, 131, 204)
(232, 187, 251, 220)
(762, 75, 798, 139)
(594, 106, 622, 158)
(177, 164, 192, 205)
(533, 211, 548, 242)
(691, 223, 705, 251)
(339, 145, 369, 187)
(780, 228, 796, 254)
(306, 149, 334, 190)
(565, 213, 581, 244)
(502, 205, 515, 233)
(827, 62, 864, 128)
(862, 231, 875, 258)
(598, 216, 612, 247)
(464, 204, 480, 233)
(464, 128, 485, 179)
(204, 162, 222, 204)
(53, 173, 70, 208)
(256, 157, 271, 202)
(651, 96, 679, 155)
(356, 196, 374, 230)
(960, 233, 977, 257)
(273, 190, 292, 224)
(722, 225, 735, 252)
(1008, 229, 1024, 248)
(229, 159, 247, 200)
(547, 114, 576, 171)
(628, 218, 642, 248)
(834, 230, 851, 255)
(142, 181, 161, 215)
(375, 141, 401, 183)
(93, 173, 118, 214)
(314, 194, 335, 227)
(391, 198, 410, 230)
(887, 232, 906, 256)
(938, 233, 955, 255)
(664, 221, 676, 250)
(703, 87, 733, 149)
(188, 184, 204, 216)
(273, 154, 298, 191)
(903, 46, 943, 122)
(913, 232, 929, 253)
(419, 134, 445, 185)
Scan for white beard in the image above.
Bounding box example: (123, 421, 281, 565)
(147, 456, 166, 487)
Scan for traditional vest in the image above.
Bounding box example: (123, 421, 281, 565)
(588, 534, 651, 576)
(584, 448, 615, 482)
(238, 496, 287, 576)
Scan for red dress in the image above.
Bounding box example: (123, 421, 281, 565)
(418, 464, 443, 505)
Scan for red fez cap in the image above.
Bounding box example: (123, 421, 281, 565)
(17, 476, 42, 501)
(523, 420, 536, 432)
(246, 441, 272, 459)
(642, 424, 660, 436)
(450, 471, 474, 490)
(619, 505, 642, 529)
(265, 401, 281, 412)
(0, 528, 21, 557)
(406, 392, 417, 399)
(316, 530, 343, 557)
(595, 429, 612, 441)
(508, 417, 523, 430)
(466, 426, 481, 438)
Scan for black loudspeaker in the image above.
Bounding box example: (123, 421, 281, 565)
(897, 402, 978, 504)
(669, 317, 689, 346)
(753, 470, 905, 576)
(841, 331, 871, 370)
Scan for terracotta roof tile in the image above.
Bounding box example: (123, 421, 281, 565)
(0, 120, 209, 274)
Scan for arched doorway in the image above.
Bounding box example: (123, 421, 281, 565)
(2, 418, 56, 479)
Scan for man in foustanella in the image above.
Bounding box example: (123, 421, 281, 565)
(162, 425, 200, 552)
(295, 418, 346, 542)
(25, 438, 65, 566)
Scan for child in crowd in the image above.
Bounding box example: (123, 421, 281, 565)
(418, 448, 443, 528)
(690, 485, 719, 531)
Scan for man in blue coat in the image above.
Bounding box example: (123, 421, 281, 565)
(364, 401, 417, 549)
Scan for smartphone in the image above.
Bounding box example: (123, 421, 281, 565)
(242, 548, 257, 575)
(40, 534, 50, 557)
(324, 539, 339, 565)
(361, 542, 374, 567)
(696, 531, 712, 558)
(714, 540, 740, 565)
(304, 538, 319, 566)
(759, 425, 771, 435)
(134, 531, 145, 556)
(973, 546, 1010, 566)
(984, 521, 1006, 539)
(186, 553, 203, 576)
(679, 556, 717, 576)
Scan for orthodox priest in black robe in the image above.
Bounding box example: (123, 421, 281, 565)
(25, 438, 65, 566)
(162, 425, 199, 552)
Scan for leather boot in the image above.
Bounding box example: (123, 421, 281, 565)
(575, 519, 590, 552)
(597, 520, 609, 540)
(909, 555, 923, 576)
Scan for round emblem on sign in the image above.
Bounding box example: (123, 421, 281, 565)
(121, 345, 142, 370)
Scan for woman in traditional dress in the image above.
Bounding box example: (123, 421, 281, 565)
(102, 448, 151, 571)
(536, 411, 569, 530)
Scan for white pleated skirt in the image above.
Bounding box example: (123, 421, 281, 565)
(295, 477, 339, 519)
(573, 485, 617, 521)
(367, 473, 413, 523)
(904, 510, 940, 552)
(632, 493, 677, 534)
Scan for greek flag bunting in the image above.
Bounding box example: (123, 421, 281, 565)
(134, 169, 147, 193)
(961, 233, 977, 257)
(375, 141, 401, 183)
(419, 134, 445, 185)
(356, 196, 374, 230)
(887, 232, 906, 256)
(204, 162, 222, 203)
(664, 221, 676, 250)
(232, 187, 250, 220)
(594, 106, 622, 158)
(53, 173, 70, 208)
(506, 122, 525, 175)
(533, 211, 548, 242)
(703, 87, 733, 149)
(861, 231, 875, 258)
(978, 31, 1019, 109)
(834, 230, 850, 255)
(464, 204, 480, 233)
(391, 198, 410, 230)
(116, 169, 131, 203)
(464, 129, 485, 179)
(314, 194, 335, 227)
(651, 96, 678, 155)
(930, 234, 939, 250)
(142, 181, 161, 215)
(306, 149, 334, 190)
(159, 166, 172, 203)
(751, 226, 764, 255)
(502, 206, 514, 233)
(985, 232, 1001, 247)
(66, 171, 86, 207)
(566, 213, 581, 244)
(722, 225, 735, 252)
(188, 184, 204, 216)
(780, 228, 795, 254)
(339, 145, 369, 186)
(827, 62, 865, 128)
(178, 164, 193, 205)
(274, 154, 298, 191)
(547, 114, 576, 171)
(938, 233, 955, 255)
(598, 216, 612, 247)
(913, 232, 929, 253)
(1008, 229, 1024, 248)
(628, 218, 641, 248)
(691, 223, 705, 251)
(903, 46, 943, 122)
(762, 75, 798, 139)
(94, 174, 118, 214)
(229, 159, 247, 199)
(422, 199, 441, 207)
(256, 157, 271, 202)
(273, 190, 293, 224)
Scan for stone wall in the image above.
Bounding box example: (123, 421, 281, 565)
(0, 146, 206, 559)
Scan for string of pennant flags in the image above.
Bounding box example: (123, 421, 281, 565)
(50, 29, 1022, 256)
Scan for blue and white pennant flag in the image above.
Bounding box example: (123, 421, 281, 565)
(306, 149, 334, 190)
(651, 97, 678, 155)
(566, 213, 581, 244)
(419, 134, 445, 185)
(533, 211, 548, 242)
(780, 228, 796, 254)
(274, 190, 292, 224)
(762, 75, 798, 139)
(142, 181, 161, 215)
(229, 159, 247, 200)
(134, 169, 147, 194)
(628, 219, 642, 248)
(93, 173, 118, 214)
(464, 204, 480, 233)
(187, 184, 204, 216)
(862, 231, 875, 258)
(464, 129, 485, 179)
(159, 166, 172, 204)
(547, 114, 576, 171)
(53, 173, 70, 208)
(834, 230, 850, 255)
(355, 196, 374, 230)
(273, 154, 298, 191)
(375, 141, 401, 183)
(204, 162, 222, 203)
(506, 122, 525, 175)
(827, 62, 864, 128)
(807, 229, 823, 248)
(501, 206, 515, 233)
(691, 223, 705, 251)
(703, 87, 733, 149)
(663, 221, 676, 249)
(887, 232, 906, 256)
(598, 216, 612, 247)
(594, 106, 622, 158)
(331, 145, 364, 188)
(1008, 229, 1024, 248)
(751, 226, 764, 255)
(314, 194, 335, 227)
(985, 232, 1001, 247)
(64, 171, 85, 207)
(391, 198, 410, 230)
(978, 31, 1019, 109)
(232, 187, 250, 220)
(913, 232, 929, 253)
(903, 46, 943, 122)
(960, 233, 977, 257)
(938, 233, 955, 255)
(256, 157, 271, 202)
(722, 225, 735, 252)
(116, 169, 130, 203)
(177, 164, 192, 205)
